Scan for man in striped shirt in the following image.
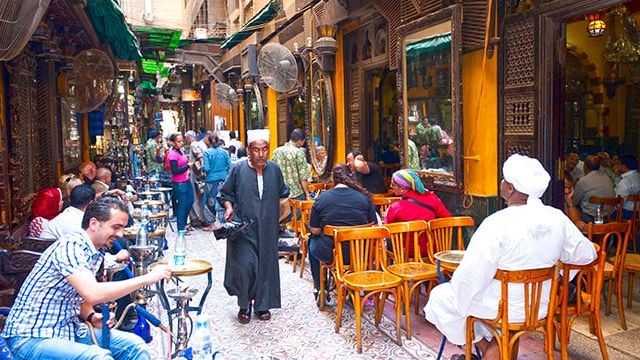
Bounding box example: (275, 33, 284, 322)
(2, 195, 171, 359)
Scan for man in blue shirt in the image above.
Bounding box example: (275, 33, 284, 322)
(202, 133, 232, 227)
(2, 195, 171, 359)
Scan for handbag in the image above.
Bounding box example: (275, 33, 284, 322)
(404, 197, 437, 214)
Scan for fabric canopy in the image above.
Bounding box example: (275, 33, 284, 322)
(221, 0, 279, 49)
(86, 0, 142, 61)
(406, 33, 451, 57)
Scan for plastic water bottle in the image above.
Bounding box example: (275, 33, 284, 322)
(191, 315, 213, 360)
(594, 204, 604, 224)
(141, 204, 150, 224)
(137, 221, 148, 246)
(173, 230, 187, 268)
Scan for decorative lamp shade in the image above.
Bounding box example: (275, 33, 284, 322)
(587, 13, 606, 37)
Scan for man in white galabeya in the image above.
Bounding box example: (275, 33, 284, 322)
(424, 153, 597, 359)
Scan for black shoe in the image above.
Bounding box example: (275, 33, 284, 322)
(213, 218, 254, 240)
(279, 229, 295, 238)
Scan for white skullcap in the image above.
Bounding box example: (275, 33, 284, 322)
(247, 129, 270, 145)
(502, 154, 550, 199)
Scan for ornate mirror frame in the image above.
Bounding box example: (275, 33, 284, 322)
(396, 5, 463, 192)
(305, 59, 335, 179)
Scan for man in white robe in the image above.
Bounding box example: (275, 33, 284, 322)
(424, 153, 597, 358)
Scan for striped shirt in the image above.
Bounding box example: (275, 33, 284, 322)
(2, 231, 104, 340)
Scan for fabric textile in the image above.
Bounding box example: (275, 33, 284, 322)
(144, 139, 165, 174)
(28, 217, 49, 238)
(272, 142, 311, 199)
(166, 149, 190, 183)
(573, 170, 615, 218)
(356, 162, 386, 194)
(616, 169, 640, 211)
(502, 154, 550, 199)
(408, 139, 420, 170)
(218, 160, 289, 311)
(424, 198, 597, 345)
(202, 147, 231, 183)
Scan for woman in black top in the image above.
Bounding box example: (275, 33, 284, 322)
(308, 165, 377, 302)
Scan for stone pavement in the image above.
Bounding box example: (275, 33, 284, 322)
(143, 226, 640, 359)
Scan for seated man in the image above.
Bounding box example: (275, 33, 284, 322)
(41, 184, 95, 239)
(615, 154, 640, 219)
(2, 195, 171, 360)
(92, 167, 112, 196)
(424, 154, 596, 359)
(573, 155, 615, 221)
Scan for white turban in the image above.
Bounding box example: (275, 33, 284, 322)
(502, 154, 550, 199)
(247, 129, 270, 145)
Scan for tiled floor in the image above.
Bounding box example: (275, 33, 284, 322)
(146, 227, 640, 359)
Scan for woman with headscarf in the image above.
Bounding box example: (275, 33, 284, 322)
(385, 169, 451, 257)
(28, 187, 64, 237)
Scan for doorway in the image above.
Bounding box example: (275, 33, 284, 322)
(363, 67, 399, 164)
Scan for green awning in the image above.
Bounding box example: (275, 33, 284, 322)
(141, 59, 170, 76)
(134, 26, 183, 59)
(86, 0, 142, 61)
(221, 0, 280, 49)
(406, 33, 451, 57)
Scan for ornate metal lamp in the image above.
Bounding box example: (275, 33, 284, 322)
(587, 13, 606, 37)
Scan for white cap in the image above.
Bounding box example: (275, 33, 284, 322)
(502, 153, 550, 199)
(247, 129, 270, 145)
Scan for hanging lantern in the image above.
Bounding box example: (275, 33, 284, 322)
(587, 13, 606, 37)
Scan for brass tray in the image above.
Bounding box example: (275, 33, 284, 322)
(133, 199, 164, 207)
(150, 259, 212, 276)
(132, 211, 168, 220)
(123, 226, 166, 238)
(434, 250, 465, 265)
(156, 187, 173, 192)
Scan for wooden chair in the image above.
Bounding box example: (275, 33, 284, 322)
(556, 243, 607, 360)
(295, 200, 314, 278)
(465, 265, 559, 360)
(588, 196, 623, 222)
(587, 221, 631, 330)
(318, 223, 374, 310)
(333, 226, 403, 353)
(623, 193, 640, 308)
(426, 216, 474, 264)
(308, 182, 334, 197)
(284, 199, 302, 269)
(383, 220, 437, 339)
(371, 196, 401, 220)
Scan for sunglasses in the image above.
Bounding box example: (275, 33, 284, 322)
(63, 175, 77, 183)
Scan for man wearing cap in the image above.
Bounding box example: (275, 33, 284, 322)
(424, 154, 596, 359)
(218, 129, 290, 324)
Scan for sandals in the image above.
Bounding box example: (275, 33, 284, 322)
(237, 306, 251, 324)
(255, 310, 271, 321)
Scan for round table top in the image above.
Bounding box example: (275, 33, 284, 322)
(138, 191, 161, 197)
(156, 187, 173, 192)
(133, 199, 164, 207)
(434, 250, 465, 272)
(150, 259, 212, 276)
(123, 226, 166, 238)
(131, 211, 168, 220)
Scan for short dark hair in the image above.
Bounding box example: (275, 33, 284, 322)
(238, 147, 247, 158)
(290, 128, 305, 142)
(208, 134, 219, 148)
(228, 145, 236, 153)
(148, 128, 159, 140)
(229, 131, 237, 139)
(81, 195, 128, 230)
(584, 155, 601, 172)
(349, 149, 363, 158)
(169, 133, 182, 143)
(621, 155, 638, 170)
(70, 184, 96, 209)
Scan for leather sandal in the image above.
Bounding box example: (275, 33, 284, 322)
(256, 310, 271, 321)
(237, 306, 251, 324)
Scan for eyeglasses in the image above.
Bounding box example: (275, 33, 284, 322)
(63, 175, 77, 183)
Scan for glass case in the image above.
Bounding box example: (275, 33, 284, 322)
(60, 98, 82, 171)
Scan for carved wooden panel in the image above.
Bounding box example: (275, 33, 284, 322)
(348, 66, 361, 150)
(277, 99, 288, 146)
(33, 61, 57, 190)
(505, 18, 535, 88)
(0, 64, 9, 228)
(505, 139, 534, 158)
(505, 92, 535, 135)
(372, 0, 403, 70)
(462, 0, 488, 52)
(279, 17, 304, 45)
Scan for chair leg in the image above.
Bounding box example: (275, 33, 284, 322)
(592, 309, 609, 360)
(413, 282, 420, 315)
(335, 285, 345, 333)
(299, 241, 307, 278)
(292, 250, 299, 273)
(616, 275, 627, 330)
(402, 282, 412, 340)
(605, 279, 613, 316)
(395, 287, 402, 346)
(319, 266, 326, 310)
(510, 337, 520, 360)
(465, 318, 474, 359)
(627, 272, 635, 309)
(354, 292, 363, 354)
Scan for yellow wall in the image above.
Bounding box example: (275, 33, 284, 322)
(462, 48, 498, 196)
(334, 30, 346, 164)
(267, 88, 278, 154)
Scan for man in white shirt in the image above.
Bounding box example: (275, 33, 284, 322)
(615, 154, 640, 219)
(228, 130, 244, 157)
(424, 154, 597, 359)
(41, 185, 95, 239)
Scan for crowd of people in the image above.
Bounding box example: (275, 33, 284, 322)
(3, 123, 608, 359)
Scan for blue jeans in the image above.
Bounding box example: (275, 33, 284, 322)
(172, 181, 194, 231)
(288, 193, 307, 222)
(6, 326, 149, 360)
(309, 235, 335, 290)
(204, 180, 225, 224)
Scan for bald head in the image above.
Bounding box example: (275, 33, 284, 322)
(79, 161, 97, 181)
(95, 167, 112, 184)
(584, 155, 601, 174)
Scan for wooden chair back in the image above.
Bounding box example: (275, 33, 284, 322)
(587, 221, 630, 279)
(323, 223, 374, 237)
(426, 216, 474, 264)
(627, 192, 640, 253)
(384, 220, 428, 263)
(588, 196, 624, 222)
(333, 226, 390, 280)
(372, 196, 401, 219)
(466, 265, 559, 359)
(308, 182, 334, 197)
(297, 200, 314, 237)
(288, 199, 302, 237)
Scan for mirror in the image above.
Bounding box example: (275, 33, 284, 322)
(307, 60, 335, 179)
(398, 5, 462, 190)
